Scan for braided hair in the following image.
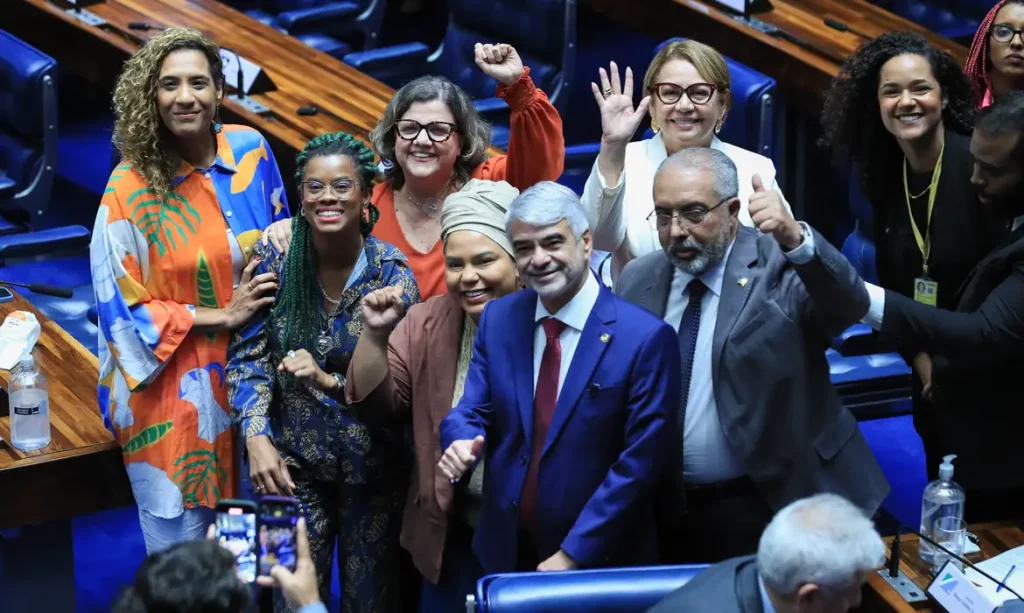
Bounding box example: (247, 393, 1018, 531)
(966, 0, 1024, 108)
(819, 32, 974, 208)
(273, 132, 380, 352)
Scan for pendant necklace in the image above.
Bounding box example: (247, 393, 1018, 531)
(316, 279, 342, 357)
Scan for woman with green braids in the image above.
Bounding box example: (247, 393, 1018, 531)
(226, 132, 420, 612)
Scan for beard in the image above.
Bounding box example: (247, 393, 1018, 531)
(667, 226, 733, 276)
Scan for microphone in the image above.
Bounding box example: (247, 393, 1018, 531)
(222, 47, 246, 100)
(127, 22, 164, 31)
(894, 524, 1024, 602)
(824, 18, 871, 40)
(0, 281, 74, 299)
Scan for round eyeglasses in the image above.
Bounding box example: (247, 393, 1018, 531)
(651, 82, 720, 106)
(395, 119, 458, 143)
(300, 179, 356, 200)
(992, 24, 1024, 45)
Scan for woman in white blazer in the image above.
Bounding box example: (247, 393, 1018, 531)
(583, 40, 785, 281)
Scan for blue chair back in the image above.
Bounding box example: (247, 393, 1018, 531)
(841, 176, 879, 284)
(474, 564, 709, 612)
(436, 0, 576, 113)
(646, 38, 776, 158)
(0, 29, 58, 224)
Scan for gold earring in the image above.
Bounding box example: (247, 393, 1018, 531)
(715, 117, 724, 134)
(650, 118, 660, 133)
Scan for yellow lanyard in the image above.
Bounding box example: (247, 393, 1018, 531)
(902, 142, 944, 276)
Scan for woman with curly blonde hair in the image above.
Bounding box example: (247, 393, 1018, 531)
(91, 27, 289, 552)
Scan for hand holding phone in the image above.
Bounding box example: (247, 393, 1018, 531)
(256, 517, 322, 609)
(258, 496, 299, 576)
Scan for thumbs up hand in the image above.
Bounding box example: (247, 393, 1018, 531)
(747, 173, 802, 250)
(439, 435, 485, 482)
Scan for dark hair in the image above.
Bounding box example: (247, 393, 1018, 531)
(819, 32, 975, 206)
(274, 132, 379, 352)
(976, 90, 1024, 159)
(111, 540, 248, 613)
(965, 0, 1024, 106)
(369, 75, 490, 191)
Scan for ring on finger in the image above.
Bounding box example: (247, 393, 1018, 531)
(604, 88, 613, 98)
(287, 350, 296, 358)
(248, 281, 254, 291)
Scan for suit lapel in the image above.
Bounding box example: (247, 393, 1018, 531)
(642, 255, 674, 319)
(737, 561, 765, 613)
(513, 291, 539, 443)
(541, 287, 616, 458)
(713, 229, 759, 377)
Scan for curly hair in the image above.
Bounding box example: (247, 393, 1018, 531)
(112, 27, 224, 196)
(966, 0, 1024, 107)
(274, 132, 380, 352)
(111, 540, 248, 613)
(819, 32, 974, 207)
(369, 75, 490, 191)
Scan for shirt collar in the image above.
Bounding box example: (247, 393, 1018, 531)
(758, 575, 777, 613)
(534, 271, 601, 332)
(671, 236, 736, 298)
(170, 130, 238, 188)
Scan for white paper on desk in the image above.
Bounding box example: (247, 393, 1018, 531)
(0, 311, 40, 370)
(965, 545, 1024, 605)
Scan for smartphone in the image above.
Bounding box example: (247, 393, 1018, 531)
(258, 495, 299, 576)
(215, 499, 259, 583)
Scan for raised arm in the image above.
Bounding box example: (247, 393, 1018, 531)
(560, 323, 680, 566)
(472, 43, 565, 189)
(582, 63, 651, 253)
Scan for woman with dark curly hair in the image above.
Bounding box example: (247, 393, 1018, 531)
(965, 1, 1024, 108)
(91, 27, 289, 553)
(820, 32, 1004, 477)
(262, 42, 565, 299)
(227, 132, 420, 612)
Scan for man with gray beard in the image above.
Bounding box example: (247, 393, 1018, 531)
(615, 148, 889, 564)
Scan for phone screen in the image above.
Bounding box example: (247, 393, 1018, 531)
(215, 504, 258, 583)
(259, 497, 299, 575)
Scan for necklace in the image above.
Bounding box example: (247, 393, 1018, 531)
(315, 278, 343, 357)
(908, 182, 932, 199)
(396, 184, 458, 220)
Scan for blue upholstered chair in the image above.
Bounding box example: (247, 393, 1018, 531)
(343, 0, 577, 149)
(560, 37, 776, 194)
(0, 29, 90, 264)
(828, 177, 912, 418)
(233, 0, 386, 60)
(872, 0, 980, 41)
(468, 564, 709, 613)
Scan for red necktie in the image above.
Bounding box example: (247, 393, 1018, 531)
(520, 317, 566, 537)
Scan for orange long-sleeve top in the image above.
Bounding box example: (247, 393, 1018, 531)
(371, 68, 565, 299)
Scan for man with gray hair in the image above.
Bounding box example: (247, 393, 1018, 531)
(648, 493, 885, 613)
(616, 147, 889, 563)
(439, 181, 681, 574)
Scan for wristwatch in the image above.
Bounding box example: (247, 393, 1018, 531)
(330, 372, 345, 394)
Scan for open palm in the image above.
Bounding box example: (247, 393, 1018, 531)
(591, 62, 651, 144)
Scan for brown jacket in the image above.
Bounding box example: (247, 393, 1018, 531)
(346, 293, 463, 584)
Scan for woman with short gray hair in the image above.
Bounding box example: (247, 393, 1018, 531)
(263, 42, 565, 299)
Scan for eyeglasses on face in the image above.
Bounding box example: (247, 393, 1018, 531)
(300, 179, 356, 200)
(647, 198, 729, 231)
(992, 23, 1024, 44)
(651, 82, 719, 106)
(394, 119, 458, 143)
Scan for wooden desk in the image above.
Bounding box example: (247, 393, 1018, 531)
(7, 0, 500, 182)
(581, 0, 967, 114)
(863, 522, 1024, 612)
(0, 292, 131, 529)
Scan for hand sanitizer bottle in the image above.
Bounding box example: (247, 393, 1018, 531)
(10, 354, 50, 451)
(919, 454, 966, 563)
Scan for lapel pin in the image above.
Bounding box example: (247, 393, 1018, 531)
(738, 277, 749, 287)
(600, 333, 610, 343)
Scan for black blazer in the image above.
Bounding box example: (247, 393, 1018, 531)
(647, 555, 764, 613)
(879, 222, 1024, 492)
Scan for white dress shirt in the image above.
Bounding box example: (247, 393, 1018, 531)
(533, 272, 602, 396)
(667, 224, 815, 484)
(581, 132, 787, 287)
(862, 215, 1024, 329)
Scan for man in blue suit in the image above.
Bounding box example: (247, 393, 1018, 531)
(439, 181, 681, 574)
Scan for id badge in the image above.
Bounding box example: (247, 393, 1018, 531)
(914, 277, 938, 306)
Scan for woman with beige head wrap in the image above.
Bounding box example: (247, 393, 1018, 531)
(345, 179, 520, 611)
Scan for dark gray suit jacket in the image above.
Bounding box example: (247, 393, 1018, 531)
(615, 226, 890, 515)
(647, 555, 763, 613)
